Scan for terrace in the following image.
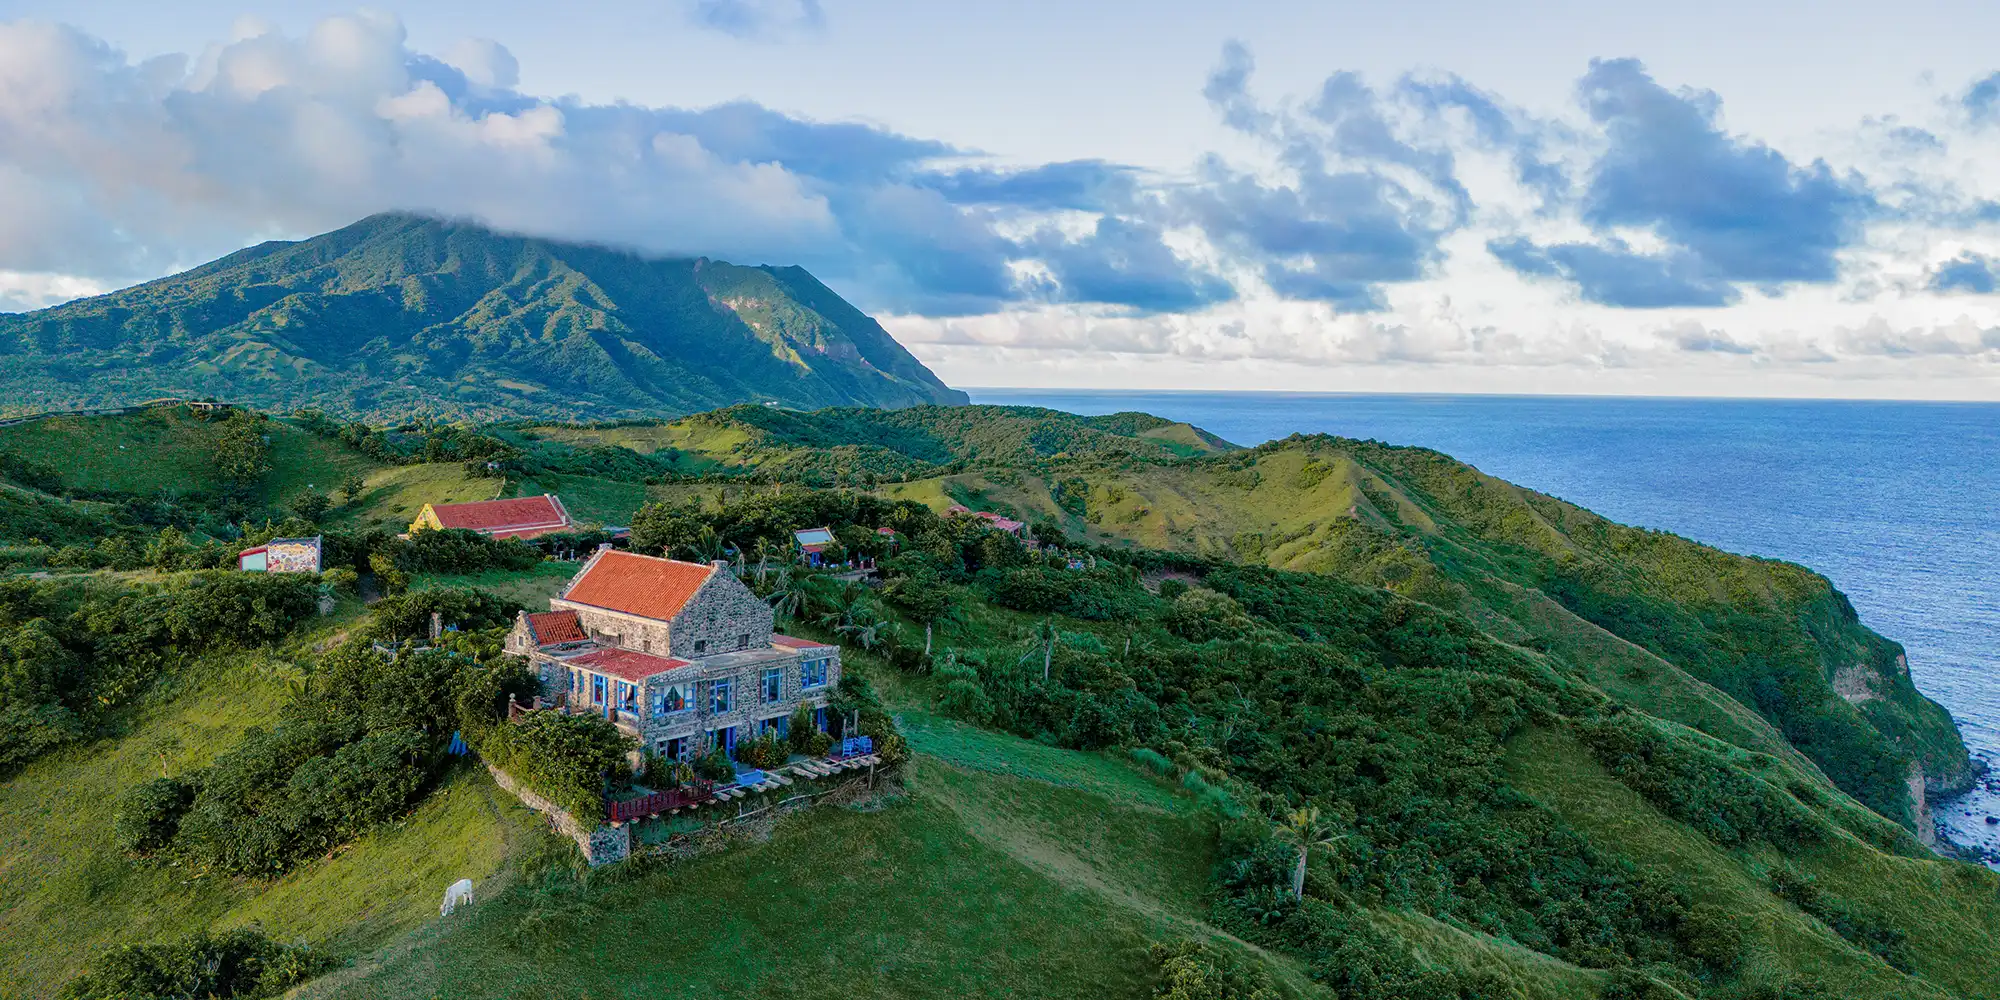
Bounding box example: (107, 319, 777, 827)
(602, 737, 883, 826)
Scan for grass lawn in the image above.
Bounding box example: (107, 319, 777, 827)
(313, 747, 1320, 1000)
(337, 463, 501, 529)
(411, 561, 579, 608)
(510, 473, 648, 526)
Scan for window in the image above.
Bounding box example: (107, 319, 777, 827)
(761, 668, 783, 704)
(736, 633, 750, 650)
(641, 639, 652, 653)
(710, 678, 734, 714)
(590, 674, 606, 706)
(617, 681, 638, 712)
(761, 715, 789, 739)
(654, 683, 691, 717)
(661, 737, 688, 761)
(713, 726, 738, 758)
(800, 658, 829, 690)
(813, 706, 828, 733)
(693, 639, 708, 655)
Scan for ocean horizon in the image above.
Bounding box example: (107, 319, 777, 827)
(968, 387, 2000, 857)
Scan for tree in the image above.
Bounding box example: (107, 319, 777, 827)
(819, 590, 899, 652)
(1015, 616, 1069, 683)
(1280, 805, 1341, 899)
(1163, 588, 1254, 642)
(288, 488, 333, 523)
(751, 537, 779, 587)
(211, 413, 270, 484)
(765, 567, 818, 622)
(337, 474, 366, 504)
(883, 565, 960, 658)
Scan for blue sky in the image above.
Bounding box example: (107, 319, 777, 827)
(3, 1, 2000, 398)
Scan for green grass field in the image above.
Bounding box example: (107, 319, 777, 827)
(509, 473, 649, 527)
(312, 734, 1322, 1000)
(410, 561, 579, 608)
(1506, 727, 2000, 999)
(0, 644, 545, 998)
(0, 410, 376, 505)
(337, 463, 500, 529)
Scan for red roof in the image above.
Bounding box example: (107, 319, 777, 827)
(430, 495, 571, 537)
(771, 634, 833, 650)
(974, 511, 1025, 533)
(526, 610, 587, 645)
(562, 551, 715, 622)
(568, 647, 692, 683)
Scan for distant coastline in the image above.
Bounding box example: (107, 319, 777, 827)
(970, 387, 2000, 861)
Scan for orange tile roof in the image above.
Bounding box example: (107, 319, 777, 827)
(562, 551, 715, 622)
(431, 495, 571, 535)
(569, 647, 692, 683)
(526, 610, 587, 645)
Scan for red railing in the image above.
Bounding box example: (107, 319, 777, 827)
(606, 779, 716, 823)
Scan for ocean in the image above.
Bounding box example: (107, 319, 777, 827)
(968, 388, 2000, 854)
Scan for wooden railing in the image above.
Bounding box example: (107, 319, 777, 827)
(606, 779, 717, 823)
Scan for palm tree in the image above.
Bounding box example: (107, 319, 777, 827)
(836, 615, 900, 653)
(677, 524, 726, 563)
(1015, 616, 1066, 683)
(1281, 805, 1342, 899)
(766, 568, 815, 622)
(752, 538, 777, 586)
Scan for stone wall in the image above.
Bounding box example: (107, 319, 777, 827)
(485, 762, 630, 866)
(665, 570, 776, 660)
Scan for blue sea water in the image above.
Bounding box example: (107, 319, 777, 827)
(969, 388, 2000, 854)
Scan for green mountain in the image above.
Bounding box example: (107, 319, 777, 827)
(1, 402, 1994, 1000)
(0, 213, 967, 422)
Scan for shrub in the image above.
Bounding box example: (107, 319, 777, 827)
(400, 528, 542, 575)
(364, 587, 521, 641)
(287, 488, 333, 523)
(0, 702, 84, 771)
(1162, 588, 1253, 642)
(787, 706, 817, 754)
(485, 710, 630, 826)
(113, 776, 198, 855)
(934, 652, 994, 724)
(693, 747, 734, 782)
(735, 733, 786, 769)
(1148, 939, 1278, 1000)
(59, 928, 328, 1000)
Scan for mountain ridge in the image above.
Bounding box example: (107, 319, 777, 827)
(0, 212, 967, 422)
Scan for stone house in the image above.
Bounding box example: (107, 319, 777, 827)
(505, 547, 841, 762)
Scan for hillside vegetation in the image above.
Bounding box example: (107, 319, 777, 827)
(0, 213, 966, 422)
(0, 401, 1990, 1000)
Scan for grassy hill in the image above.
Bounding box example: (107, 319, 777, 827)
(873, 436, 1970, 831)
(0, 213, 966, 422)
(0, 401, 1993, 1000)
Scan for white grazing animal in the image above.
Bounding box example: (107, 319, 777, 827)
(440, 878, 474, 916)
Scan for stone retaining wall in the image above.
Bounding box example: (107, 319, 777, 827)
(485, 762, 631, 866)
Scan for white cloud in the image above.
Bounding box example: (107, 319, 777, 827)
(0, 15, 1998, 398)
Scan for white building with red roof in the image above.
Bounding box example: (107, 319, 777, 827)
(505, 546, 840, 762)
(410, 494, 573, 540)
